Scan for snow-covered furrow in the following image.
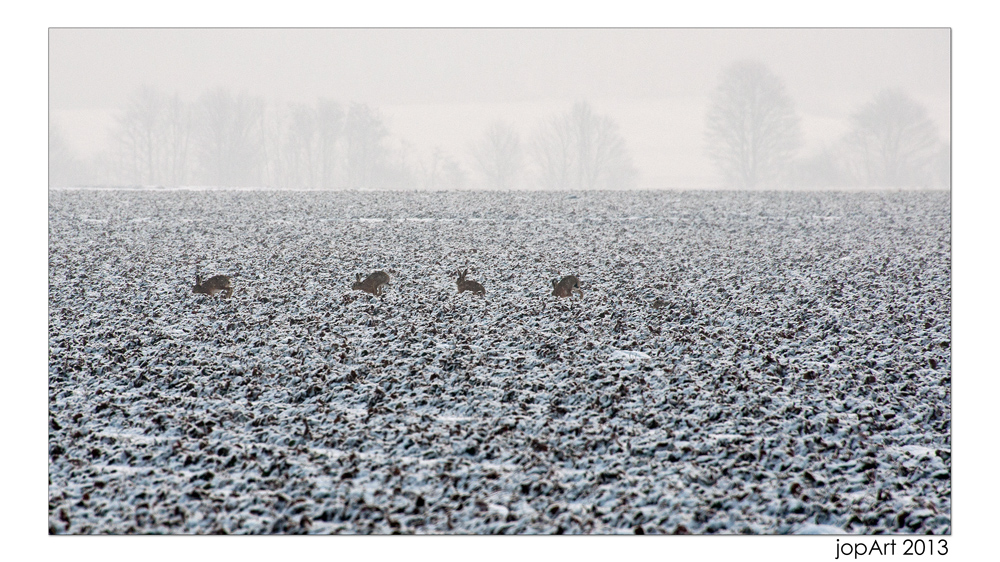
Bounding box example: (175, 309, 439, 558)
(48, 189, 950, 534)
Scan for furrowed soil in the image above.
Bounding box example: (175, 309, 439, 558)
(48, 189, 951, 534)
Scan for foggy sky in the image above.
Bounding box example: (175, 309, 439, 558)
(49, 28, 950, 188)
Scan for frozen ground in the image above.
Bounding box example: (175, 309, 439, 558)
(48, 189, 951, 534)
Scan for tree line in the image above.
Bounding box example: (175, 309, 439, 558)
(705, 60, 949, 189)
(50, 62, 949, 190)
(49, 87, 638, 190)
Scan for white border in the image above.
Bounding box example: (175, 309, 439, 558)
(11, 3, 991, 561)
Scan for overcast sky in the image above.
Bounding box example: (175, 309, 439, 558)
(49, 28, 950, 188)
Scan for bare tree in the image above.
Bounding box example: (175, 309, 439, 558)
(531, 101, 637, 190)
(108, 85, 165, 185)
(705, 60, 802, 189)
(842, 89, 941, 187)
(101, 86, 192, 186)
(284, 101, 318, 188)
(193, 88, 265, 187)
(162, 93, 192, 186)
(343, 103, 391, 189)
(315, 99, 344, 189)
(531, 113, 574, 189)
(572, 103, 638, 190)
(470, 121, 523, 189)
(282, 99, 345, 189)
(256, 101, 287, 188)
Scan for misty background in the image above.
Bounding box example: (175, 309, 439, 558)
(48, 28, 950, 190)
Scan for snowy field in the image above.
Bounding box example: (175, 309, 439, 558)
(48, 189, 951, 534)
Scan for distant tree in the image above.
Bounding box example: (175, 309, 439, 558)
(285, 102, 319, 188)
(104, 86, 191, 186)
(109, 85, 165, 185)
(343, 103, 390, 189)
(256, 102, 287, 188)
(531, 101, 638, 190)
(470, 121, 523, 189)
(162, 92, 192, 186)
(283, 98, 344, 189)
(315, 99, 345, 189)
(193, 88, 265, 187)
(842, 89, 941, 187)
(531, 112, 573, 189)
(705, 60, 802, 189)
